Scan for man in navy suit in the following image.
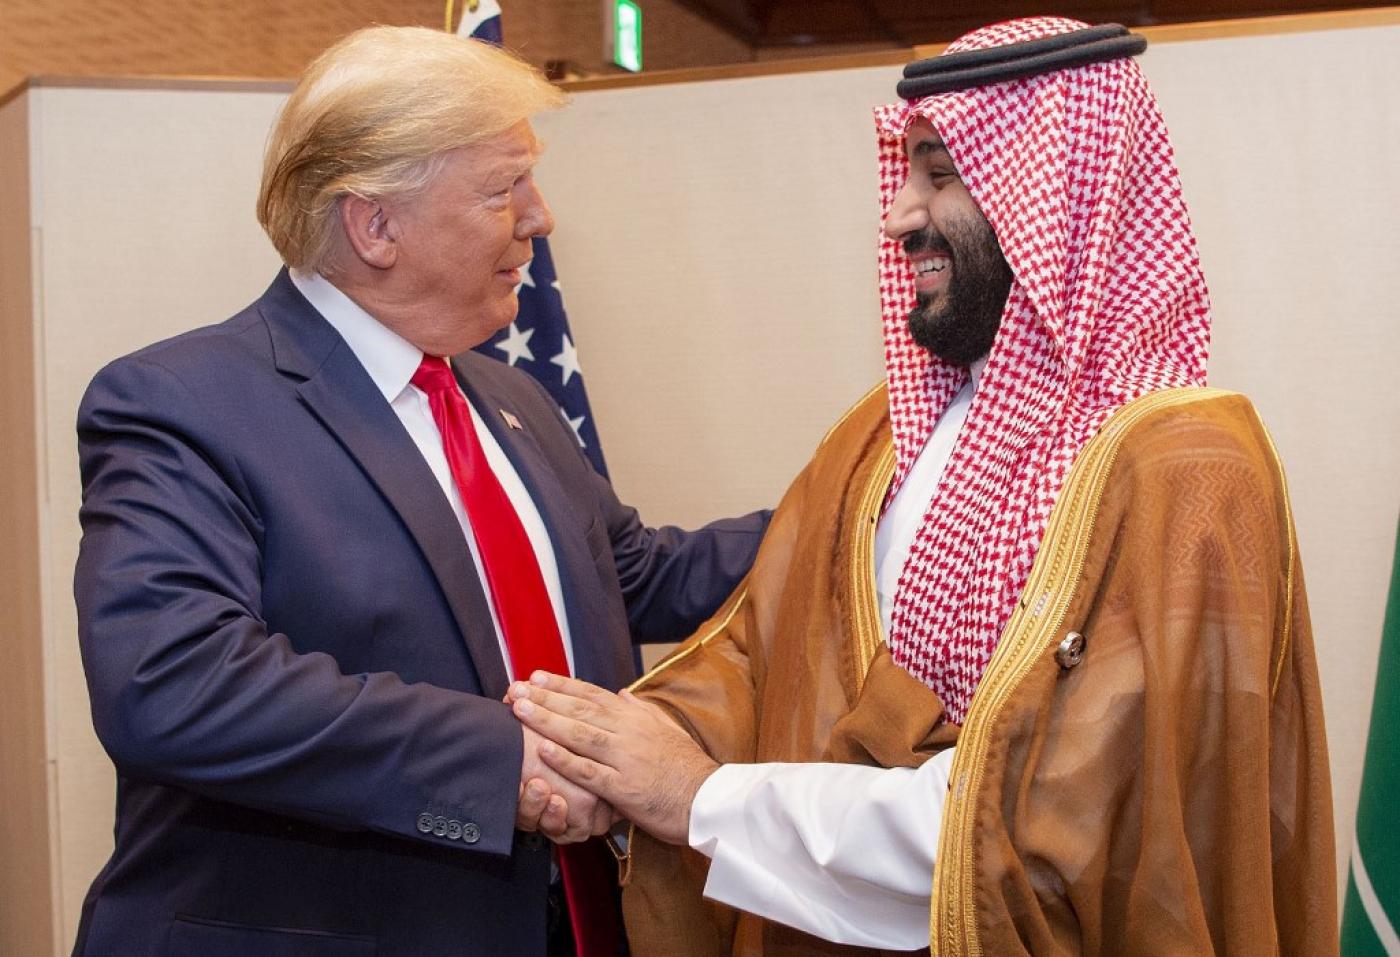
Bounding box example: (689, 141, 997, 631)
(71, 26, 766, 956)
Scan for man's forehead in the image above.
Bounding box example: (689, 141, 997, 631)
(465, 120, 543, 169)
(903, 118, 947, 157)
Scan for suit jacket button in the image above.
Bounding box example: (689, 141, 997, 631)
(462, 822, 481, 844)
(417, 813, 434, 834)
(432, 815, 449, 837)
(446, 820, 463, 840)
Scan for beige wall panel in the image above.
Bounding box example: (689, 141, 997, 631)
(0, 93, 57, 957)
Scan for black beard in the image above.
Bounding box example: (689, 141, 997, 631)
(903, 216, 1013, 367)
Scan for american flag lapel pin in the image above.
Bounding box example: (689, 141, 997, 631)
(500, 409, 523, 431)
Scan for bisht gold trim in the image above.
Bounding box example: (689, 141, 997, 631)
(1257, 418, 1298, 699)
(850, 441, 897, 688)
(627, 587, 750, 694)
(818, 380, 887, 449)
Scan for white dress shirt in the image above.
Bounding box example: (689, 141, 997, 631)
(289, 270, 575, 676)
(687, 361, 984, 950)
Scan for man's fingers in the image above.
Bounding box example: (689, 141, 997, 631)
(508, 682, 609, 726)
(513, 696, 615, 761)
(537, 738, 619, 804)
(588, 796, 614, 838)
(541, 780, 594, 845)
(526, 671, 618, 705)
(508, 680, 625, 733)
(515, 777, 552, 831)
(538, 794, 569, 840)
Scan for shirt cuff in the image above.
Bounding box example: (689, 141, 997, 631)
(684, 752, 956, 950)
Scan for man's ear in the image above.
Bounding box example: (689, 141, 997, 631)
(339, 193, 399, 270)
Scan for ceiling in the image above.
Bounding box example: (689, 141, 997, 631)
(673, 0, 1391, 47)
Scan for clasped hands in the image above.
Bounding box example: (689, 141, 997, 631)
(511, 672, 717, 846)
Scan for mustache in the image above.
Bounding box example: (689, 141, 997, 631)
(902, 228, 953, 258)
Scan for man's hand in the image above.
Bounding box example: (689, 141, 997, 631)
(509, 672, 719, 846)
(517, 724, 614, 843)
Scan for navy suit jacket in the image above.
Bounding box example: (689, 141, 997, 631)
(72, 271, 767, 956)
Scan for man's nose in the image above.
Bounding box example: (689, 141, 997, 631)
(882, 180, 927, 242)
(518, 181, 555, 239)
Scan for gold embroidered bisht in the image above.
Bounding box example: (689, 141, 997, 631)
(622, 384, 1336, 956)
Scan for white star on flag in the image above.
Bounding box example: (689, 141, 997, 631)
(560, 406, 587, 448)
(513, 259, 535, 295)
(494, 322, 535, 366)
(550, 334, 582, 386)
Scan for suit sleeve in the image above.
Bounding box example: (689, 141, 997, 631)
(605, 493, 771, 644)
(74, 355, 523, 856)
(509, 367, 771, 644)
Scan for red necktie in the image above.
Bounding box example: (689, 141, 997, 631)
(411, 356, 620, 957)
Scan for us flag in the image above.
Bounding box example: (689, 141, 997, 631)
(457, 0, 610, 477)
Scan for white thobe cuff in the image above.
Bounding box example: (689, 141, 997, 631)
(687, 749, 957, 950)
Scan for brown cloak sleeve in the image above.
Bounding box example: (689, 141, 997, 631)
(623, 385, 952, 957)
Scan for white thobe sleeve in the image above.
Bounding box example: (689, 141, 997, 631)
(686, 748, 957, 951)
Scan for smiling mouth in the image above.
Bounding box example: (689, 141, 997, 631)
(913, 255, 950, 277)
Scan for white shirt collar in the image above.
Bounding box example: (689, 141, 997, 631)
(289, 269, 423, 402)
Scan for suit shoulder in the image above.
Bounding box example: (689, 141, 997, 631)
(453, 349, 544, 397)
(99, 303, 268, 375)
(82, 305, 275, 422)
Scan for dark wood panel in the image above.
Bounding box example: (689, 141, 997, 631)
(676, 0, 1400, 46)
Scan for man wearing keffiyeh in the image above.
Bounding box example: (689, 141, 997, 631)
(510, 16, 1337, 954)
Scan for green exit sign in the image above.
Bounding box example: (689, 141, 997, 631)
(613, 0, 642, 72)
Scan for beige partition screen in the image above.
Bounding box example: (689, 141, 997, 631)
(2, 11, 1398, 953)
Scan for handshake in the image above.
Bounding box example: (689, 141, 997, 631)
(510, 672, 711, 846)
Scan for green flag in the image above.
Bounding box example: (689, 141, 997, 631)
(1342, 520, 1400, 955)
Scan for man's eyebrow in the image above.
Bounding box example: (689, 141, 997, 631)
(911, 138, 951, 161)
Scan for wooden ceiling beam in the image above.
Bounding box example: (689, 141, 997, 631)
(669, 0, 762, 43)
(686, 0, 1400, 49)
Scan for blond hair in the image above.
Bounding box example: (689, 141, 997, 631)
(258, 26, 564, 272)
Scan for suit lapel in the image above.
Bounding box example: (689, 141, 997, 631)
(260, 272, 511, 698)
(455, 363, 629, 687)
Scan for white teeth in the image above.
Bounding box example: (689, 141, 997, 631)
(915, 258, 949, 275)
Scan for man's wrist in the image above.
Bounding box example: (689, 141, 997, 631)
(678, 756, 722, 846)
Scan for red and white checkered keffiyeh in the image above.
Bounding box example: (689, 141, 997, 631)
(877, 17, 1211, 723)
